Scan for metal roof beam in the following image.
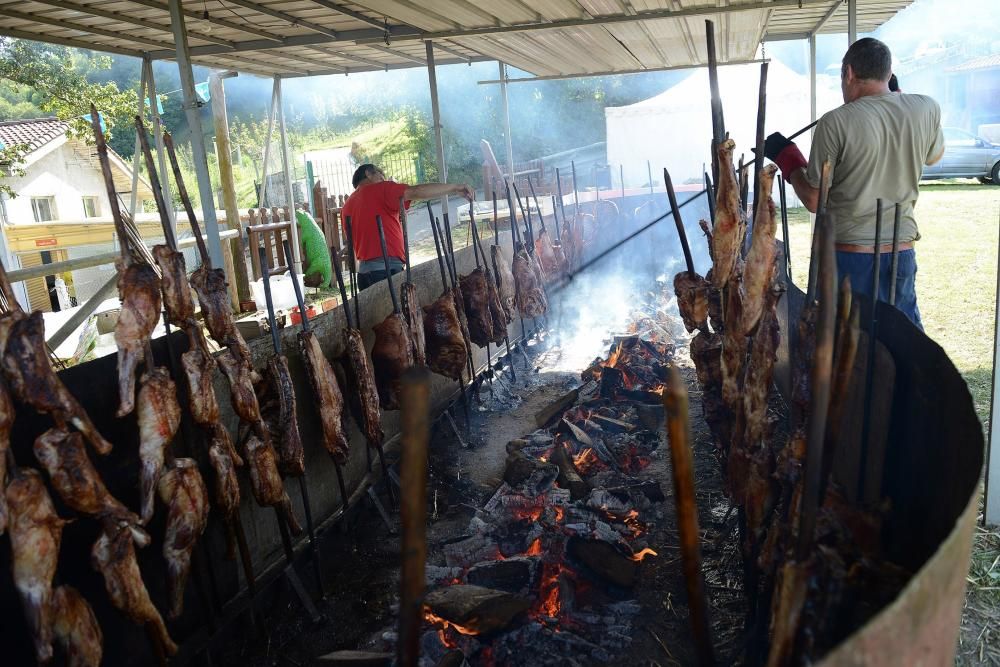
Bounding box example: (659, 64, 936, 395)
(810, 0, 843, 36)
(25, 0, 236, 48)
(431, 41, 474, 64)
(123, 0, 284, 42)
(363, 43, 425, 64)
(475, 58, 768, 84)
(306, 0, 392, 31)
(0, 25, 146, 58)
(357, 0, 835, 42)
(217, 0, 339, 38)
(145, 25, 422, 60)
(764, 31, 811, 42)
(0, 7, 175, 50)
(277, 54, 493, 78)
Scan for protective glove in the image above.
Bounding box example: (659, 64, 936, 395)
(761, 132, 807, 176)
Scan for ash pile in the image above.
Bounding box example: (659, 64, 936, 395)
(384, 329, 681, 666)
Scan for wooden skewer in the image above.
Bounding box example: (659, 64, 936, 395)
(134, 116, 176, 250)
(889, 203, 902, 305)
(397, 367, 432, 667)
(806, 160, 832, 301)
(820, 277, 860, 501)
(705, 19, 725, 187)
(857, 201, 885, 502)
(90, 105, 132, 266)
(162, 133, 211, 268)
(704, 171, 716, 225)
(662, 365, 716, 667)
(778, 174, 791, 278)
(427, 209, 449, 293)
(751, 62, 769, 241)
(663, 168, 695, 274)
(343, 215, 361, 327)
(400, 197, 413, 285)
(375, 216, 401, 314)
(796, 211, 837, 559)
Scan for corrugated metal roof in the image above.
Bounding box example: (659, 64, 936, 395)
(947, 54, 1000, 74)
(0, 0, 916, 78)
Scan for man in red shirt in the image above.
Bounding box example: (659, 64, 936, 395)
(342, 163, 474, 290)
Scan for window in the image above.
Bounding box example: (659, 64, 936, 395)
(82, 196, 100, 218)
(31, 196, 56, 222)
(944, 128, 977, 147)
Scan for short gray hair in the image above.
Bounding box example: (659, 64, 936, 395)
(842, 38, 892, 82)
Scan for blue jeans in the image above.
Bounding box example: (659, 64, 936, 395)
(835, 249, 922, 330)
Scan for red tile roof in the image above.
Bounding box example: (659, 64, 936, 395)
(0, 117, 69, 153)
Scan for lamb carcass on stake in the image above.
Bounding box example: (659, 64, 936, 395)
(372, 312, 416, 410)
(92, 519, 178, 656)
(113, 262, 162, 417)
(33, 427, 148, 541)
(459, 267, 495, 346)
(401, 282, 426, 365)
(158, 457, 210, 619)
(7, 468, 66, 664)
(257, 354, 304, 476)
(0, 377, 13, 534)
(342, 328, 385, 449)
(52, 585, 103, 667)
(0, 310, 112, 455)
(512, 249, 547, 318)
(710, 138, 746, 289)
(423, 292, 468, 381)
(243, 433, 302, 534)
(740, 165, 780, 334)
(152, 244, 195, 327)
(674, 271, 712, 334)
(491, 244, 517, 319)
(299, 330, 351, 463)
(136, 366, 181, 524)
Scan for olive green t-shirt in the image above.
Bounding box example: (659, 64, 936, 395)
(806, 92, 944, 245)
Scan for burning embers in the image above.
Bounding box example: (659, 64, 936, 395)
(413, 336, 674, 665)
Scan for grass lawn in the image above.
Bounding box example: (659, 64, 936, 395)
(783, 180, 1000, 665)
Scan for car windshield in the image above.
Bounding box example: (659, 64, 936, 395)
(944, 128, 978, 146)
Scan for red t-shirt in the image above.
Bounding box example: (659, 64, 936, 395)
(341, 181, 411, 262)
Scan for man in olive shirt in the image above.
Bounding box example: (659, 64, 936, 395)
(764, 38, 945, 328)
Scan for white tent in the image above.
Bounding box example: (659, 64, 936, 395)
(606, 60, 843, 187)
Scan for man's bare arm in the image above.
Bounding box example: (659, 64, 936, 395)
(403, 182, 474, 202)
(787, 168, 820, 213)
(926, 145, 945, 166)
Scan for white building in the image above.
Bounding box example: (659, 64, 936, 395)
(0, 117, 153, 311)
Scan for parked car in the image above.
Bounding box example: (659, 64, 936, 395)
(921, 127, 1000, 184)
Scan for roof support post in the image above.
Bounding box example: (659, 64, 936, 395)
(145, 57, 175, 236)
(848, 0, 857, 44)
(809, 34, 818, 125)
(499, 62, 515, 184)
(275, 75, 302, 273)
(210, 71, 251, 305)
(0, 194, 28, 310)
(986, 223, 1000, 526)
(258, 82, 279, 207)
(426, 41, 448, 213)
(129, 60, 150, 216)
(168, 0, 224, 270)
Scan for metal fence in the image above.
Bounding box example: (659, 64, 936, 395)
(308, 152, 426, 202)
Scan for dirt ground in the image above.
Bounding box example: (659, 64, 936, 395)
(219, 329, 754, 667)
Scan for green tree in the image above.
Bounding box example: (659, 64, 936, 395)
(0, 141, 29, 199)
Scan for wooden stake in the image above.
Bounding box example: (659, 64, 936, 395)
(663, 168, 695, 274)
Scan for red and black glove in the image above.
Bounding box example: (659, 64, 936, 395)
(762, 132, 807, 176)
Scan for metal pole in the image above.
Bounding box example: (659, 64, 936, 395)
(209, 70, 250, 305)
(809, 34, 818, 125)
(129, 63, 149, 216)
(275, 76, 302, 274)
(145, 59, 175, 236)
(848, 0, 858, 44)
(426, 41, 449, 217)
(986, 207, 1000, 526)
(258, 82, 278, 207)
(167, 0, 224, 269)
(499, 62, 515, 188)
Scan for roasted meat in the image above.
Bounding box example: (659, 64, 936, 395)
(152, 244, 195, 327)
(459, 268, 495, 346)
(52, 585, 103, 667)
(216, 347, 265, 438)
(401, 282, 427, 366)
(743, 287, 781, 447)
(372, 312, 416, 410)
(137, 367, 181, 524)
(512, 250, 547, 318)
(299, 330, 350, 462)
(451, 283, 474, 360)
(0, 310, 112, 455)
(721, 266, 747, 410)
(158, 458, 210, 619)
(207, 427, 241, 522)
(114, 262, 161, 417)
(690, 331, 726, 442)
(190, 265, 234, 346)
(491, 245, 517, 318)
(745, 445, 778, 544)
(673, 271, 712, 334)
(741, 166, 779, 334)
(484, 267, 510, 344)
(180, 332, 223, 428)
(7, 468, 65, 663)
(258, 355, 304, 476)
(423, 291, 468, 381)
(343, 327, 384, 447)
(33, 427, 145, 533)
(710, 139, 746, 289)
(534, 229, 561, 276)
(244, 433, 302, 534)
(91, 520, 178, 656)
(0, 377, 13, 535)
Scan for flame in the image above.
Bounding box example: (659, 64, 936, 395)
(630, 547, 658, 562)
(607, 341, 624, 368)
(535, 563, 564, 619)
(554, 506, 565, 522)
(513, 506, 544, 522)
(424, 609, 481, 641)
(572, 448, 600, 474)
(524, 538, 543, 556)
